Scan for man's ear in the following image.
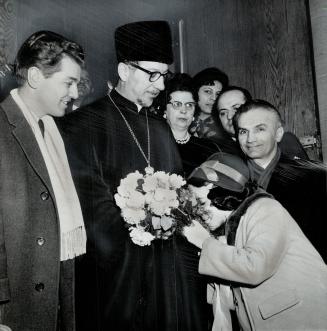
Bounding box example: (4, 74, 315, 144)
(27, 66, 42, 89)
(117, 62, 129, 82)
(275, 125, 284, 142)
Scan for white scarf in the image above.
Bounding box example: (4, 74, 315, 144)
(11, 89, 86, 261)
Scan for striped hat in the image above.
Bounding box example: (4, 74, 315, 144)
(188, 152, 249, 192)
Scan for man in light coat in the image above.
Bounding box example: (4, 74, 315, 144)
(184, 153, 327, 330)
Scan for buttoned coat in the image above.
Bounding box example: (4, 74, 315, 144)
(0, 95, 68, 330)
(200, 197, 327, 330)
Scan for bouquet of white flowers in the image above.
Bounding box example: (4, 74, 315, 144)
(114, 167, 213, 246)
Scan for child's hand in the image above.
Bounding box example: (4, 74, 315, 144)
(183, 221, 210, 249)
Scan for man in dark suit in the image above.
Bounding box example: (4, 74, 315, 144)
(0, 30, 86, 331)
(234, 99, 327, 262)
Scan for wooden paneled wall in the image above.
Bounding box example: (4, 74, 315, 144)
(184, 0, 318, 159)
(309, 0, 327, 162)
(0, 0, 17, 99)
(0, 0, 319, 158)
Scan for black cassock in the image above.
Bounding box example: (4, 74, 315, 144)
(57, 89, 210, 331)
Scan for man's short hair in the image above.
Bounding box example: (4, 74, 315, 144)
(214, 85, 252, 115)
(14, 30, 85, 86)
(217, 86, 252, 104)
(233, 99, 283, 132)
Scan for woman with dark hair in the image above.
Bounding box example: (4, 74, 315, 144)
(154, 73, 225, 330)
(189, 67, 229, 141)
(184, 152, 327, 331)
(158, 72, 223, 177)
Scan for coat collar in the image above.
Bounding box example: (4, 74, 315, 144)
(1, 95, 55, 197)
(225, 188, 273, 245)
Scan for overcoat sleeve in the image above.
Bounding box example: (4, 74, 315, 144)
(0, 220, 10, 303)
(199, 198, 289, 285)
(0, 114, 11, 321)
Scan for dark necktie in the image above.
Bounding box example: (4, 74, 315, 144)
(38, 119, 45, 137)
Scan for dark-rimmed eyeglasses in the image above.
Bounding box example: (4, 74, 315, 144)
(129, 63, 172, 82)
(168, 101, 196, 111)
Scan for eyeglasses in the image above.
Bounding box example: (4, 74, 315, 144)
(168, 101, 196, 111)
(129, 63, 172, 82)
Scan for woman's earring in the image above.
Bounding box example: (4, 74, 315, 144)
(163, 113, 167, 119)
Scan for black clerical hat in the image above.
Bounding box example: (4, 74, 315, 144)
(115, 20, 173, 64)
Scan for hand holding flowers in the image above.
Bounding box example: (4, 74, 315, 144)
(183, 202, 232, 248)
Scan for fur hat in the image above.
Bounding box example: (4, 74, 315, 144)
(115, 20, 173, 64)
(188, 152, 249, 192)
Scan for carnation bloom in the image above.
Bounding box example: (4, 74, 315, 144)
(154, 171, 171, 188)
(148, 188, 178, 215)
(169, 173, 186, 189)
(125, 191, 145, 208)
(129, 227, 155, 246)
(122, 207, 146, 224)
(114, 193, 127, 209)
(142, 175, 158, 193)
(118, 171, 143, 196)
(153, 187, 173, 202)
(189, 184, 213, 207)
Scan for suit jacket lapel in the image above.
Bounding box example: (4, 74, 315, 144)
(2, 95, 55, 198)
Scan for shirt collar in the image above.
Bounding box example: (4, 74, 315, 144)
(10, 88, 40, 122)
(112, 88, 144, 113)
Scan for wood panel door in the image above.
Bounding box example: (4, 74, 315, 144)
(0, 0, 17, 101)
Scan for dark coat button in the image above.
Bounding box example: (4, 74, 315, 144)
(36, 237, 45, 246)
(40, 191, 49, 201)
(35, 283, 45, 292)
(138, 297, 145, 305)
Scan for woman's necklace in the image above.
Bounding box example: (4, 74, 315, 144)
(108, 92, 152, 170)
(174, 131, 191, 144)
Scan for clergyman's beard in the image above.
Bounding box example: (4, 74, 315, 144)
(137, 97, 152, 108)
